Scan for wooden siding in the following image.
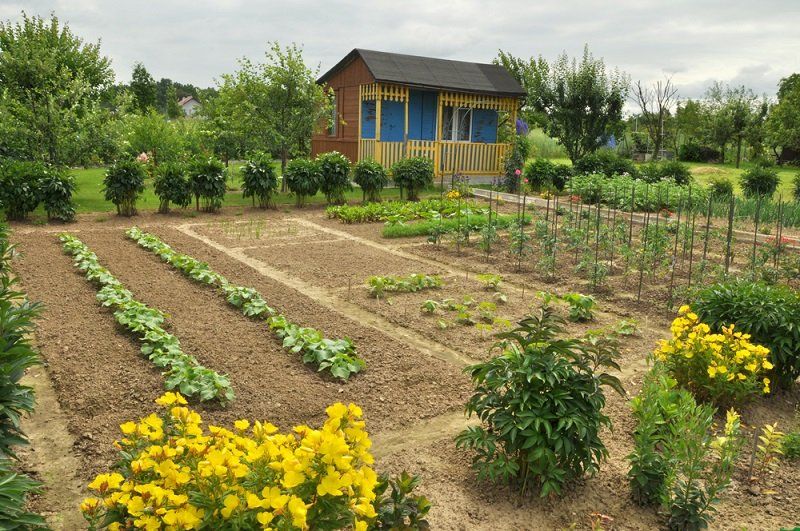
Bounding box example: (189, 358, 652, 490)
(311, 56, 374, 160)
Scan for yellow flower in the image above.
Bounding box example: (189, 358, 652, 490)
(80, 497, 102, 514)
(288, 496, 308, 529)
(234, 419, 250, 432)
(762, 360, 774, 370)
(221, 494, 239, 518)
(678, 305, 691, 314)
(155, 392, 187, 407)
(282, 469, 306, 489)
(355, 520, 368, 531)
(707, 366, 717, 378)
(256, 511, 274, 526)
(120, 421, 137, 435)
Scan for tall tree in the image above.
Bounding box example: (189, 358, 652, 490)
(766, 74, 800, 163)
(632, 77, 679, 160)
(215, 42, 330, 188)
(0, 12, 114, 165)
(499, 46, 629, 162)
(702, 82, 761, 167)
(165, 83, 181, 119)
(130, 61, 157, 113)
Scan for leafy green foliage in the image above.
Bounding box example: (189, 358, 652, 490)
(367, 274, 441, 298)
(103, 158, 146, 216)
(127, 228, 365, 381)
(707, 176, 734, 198)
(0, 459, 46, 529)
(574, 150, 637, 178)
(153, 162, 191, 214)
(523, 158, 572, 191)
(39, 167, 76, 221)
(455, 305, 624, 497)
(639, 160, 693, 185)
(0, 161, 39, 220)
(327, 198, 485, 225)
(561, 293, 597, 322)
(60, 234, 234, 403)
(569, 173, 707, 212)
(352, 159, 389, 203)
(740, 162, 780, 198)
(391, 157, 434, 201)
(372, 472, 431, 529)
(382, 213, 528, 239)
(503, 134, 531, 193)
(316, 151, 352, 205)
(476, 273, 502, 291)
(240, 152, 279, 208)
(782, 430, 800, 460)
(691, 279, 800, 389)
(188, 156, 226, 212)
(284, 158, 321, 206)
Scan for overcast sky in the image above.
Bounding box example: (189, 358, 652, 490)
(3, 0, 799, 102)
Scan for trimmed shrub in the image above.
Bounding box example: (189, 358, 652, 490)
(708, 176, 734, 198)
(188, 156, 226, 212)
(241, 152, 279, 209)
(153, 162, 191, 214)
(678, 142, 720, 163)
(639, 160, 692, 185)
(316, 151, 352, 205)
(792, 173, 800, 202)
(285, 158, 321, 207)
(574, 150, 638, 178)
(740, 163, 780, 198)
(455, 305, 623, 497)
(691, 279, 800, 390)
(391, 157, 434, 202)
(503, 134, 531, 193)
(0, 161, 45, 221)
(103, 158, 146, 216)
(39, 167, 76, 222)
(352, 159, 389, 203)
(523, 158, 573, 191)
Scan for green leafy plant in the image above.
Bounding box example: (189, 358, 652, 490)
(477, 301, 497, 322)
(285, 158, 321, 207)
(707, 176, 734, 198)
(476, 273, 502, 291)
(740, 163, 780, 198)
(614, 318, 639, 336)
(188, 156, 226, 212)
(316, 151, 352, 205)
(523, 158, 572, 191)
(127, 228, 364, 381)
(750, 423, 785, 484)
(372, 472, 431, 529)
(0, 160, 45, 221)
(240, 152, 279, 208)
(60, 234, 234, 403)
(153, 162, 191, 214)
(103, 158, 146, 216)
(502, 134, 530, 193)
(782, 431, 800, 460)
(39, 166, 76, 221)
(561, 293, 597, 322)
(352, 159, 389, 203)
(691, 280, 800, 390)
(367, 274, 442, 298)
(327, 198, 485, 224)
(420, 299, 440, 314)
(455, 305, 624, 497)
(0, 459, 45, 528)
(391, 157, 434, 201)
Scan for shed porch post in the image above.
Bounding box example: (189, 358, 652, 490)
(374, 84, 382, 165)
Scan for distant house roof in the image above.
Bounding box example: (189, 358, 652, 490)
(178, 96, 198, 106)
(318, 48, 526, 98)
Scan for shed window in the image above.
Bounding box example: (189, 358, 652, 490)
(442, 106, 472, 141)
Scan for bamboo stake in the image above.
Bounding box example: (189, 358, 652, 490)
(668, 197, 683, 308)
(724, 193, 735, 276)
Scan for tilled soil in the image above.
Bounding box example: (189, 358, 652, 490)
(9, 206, 800, 530)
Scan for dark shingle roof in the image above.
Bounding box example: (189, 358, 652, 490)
(318, 49, 525, 98)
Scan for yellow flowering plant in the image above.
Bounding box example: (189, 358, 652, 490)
(655, 305, 772, 406)
(81, 393, 381, 530)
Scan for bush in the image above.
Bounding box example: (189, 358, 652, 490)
(391, 157, 434, 202)
(153, 162, 191, 214)
(792, 173, 800, 202)
(352, 159, 389, 203)
(708, 176, 734, 198)
(678, 142, 720, 163)
(740, 163, 780, 198)
(188, 156, 226, 212)
(0, 160, 45, 221)
(455, 305, 623, 497)
(523, 158, 573, 191)
(640, 161, 692, 185)
(628, 365, 743, 529)
(284, 158, 321, 207)
(691, 279, 800, 390)
(80, 392, 428, 530)
(241, 152, 279, 209)
(655, 305, 772, 405)
(574, 150, 638, 178)
(316, 151, 352, 205)
(39, 167, 76, 222)
(503, 134, 531, 192)
(103, 158, 146, 216)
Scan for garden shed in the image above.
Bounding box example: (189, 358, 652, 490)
(311, 48, 525, 177)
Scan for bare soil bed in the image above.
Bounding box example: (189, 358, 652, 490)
(8, 205, 800, 530)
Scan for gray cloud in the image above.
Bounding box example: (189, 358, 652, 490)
(4, 0, 798, 103)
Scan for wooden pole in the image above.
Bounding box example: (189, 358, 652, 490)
(375, 85, 383, 166)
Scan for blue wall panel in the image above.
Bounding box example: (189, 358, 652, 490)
(380, 100, 405, 141)
(471, 108, 498, 143)
(408, 90, 437, 140)
(361, 101, 376, 139)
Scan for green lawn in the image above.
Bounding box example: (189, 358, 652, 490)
(68, 165, 437, 214)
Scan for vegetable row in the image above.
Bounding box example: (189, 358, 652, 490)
(126, 228, 365, 380)
(59, 234, 234, 403)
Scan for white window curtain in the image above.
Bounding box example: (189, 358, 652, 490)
(442, 106, 472, 141)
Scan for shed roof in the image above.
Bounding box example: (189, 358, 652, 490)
(318, 49, 526, 97)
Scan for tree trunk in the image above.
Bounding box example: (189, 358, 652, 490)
(735, 137, 743, 168)
(280, 149, 289, 192)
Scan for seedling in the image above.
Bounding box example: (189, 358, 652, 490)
(476, 273, 503, 291)
(562, 293, 597, 322)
